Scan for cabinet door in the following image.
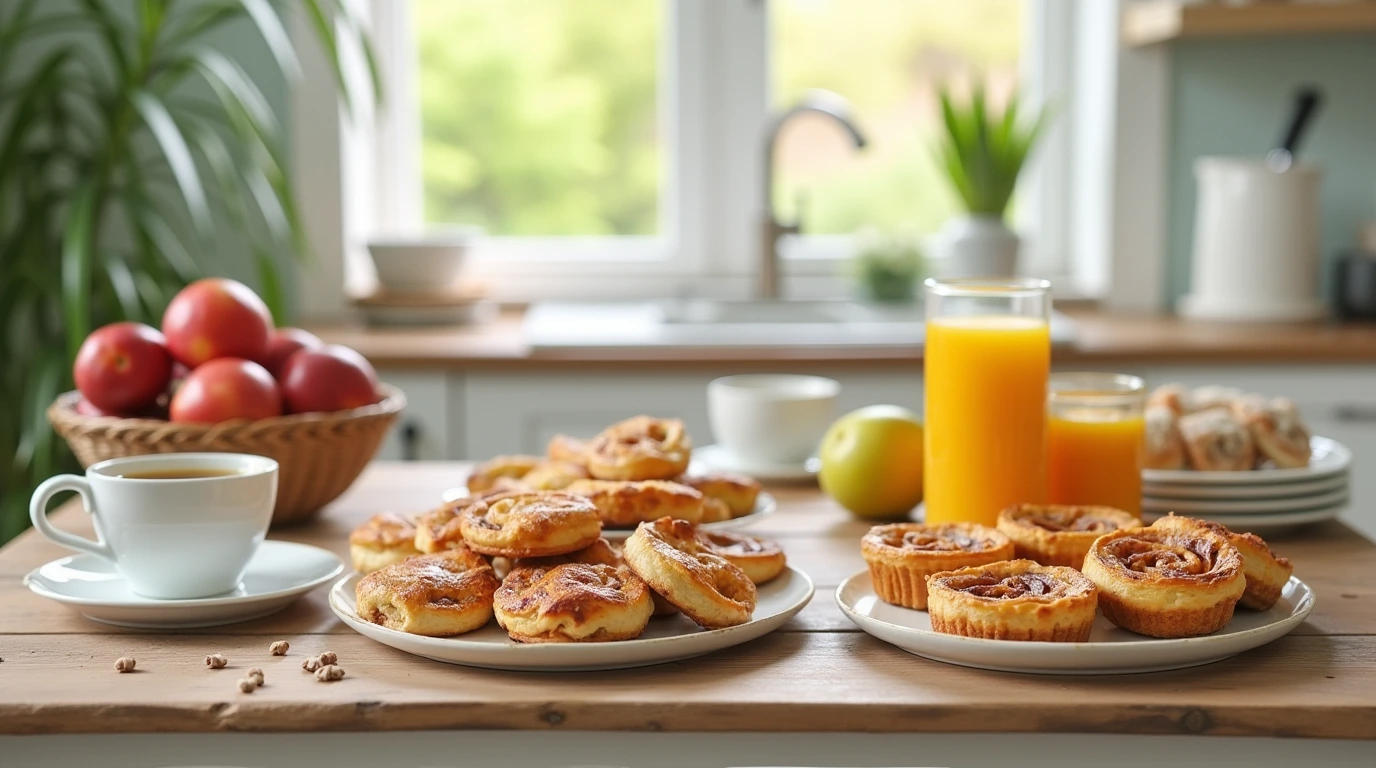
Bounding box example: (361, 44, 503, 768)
(374, 369, 451, 461)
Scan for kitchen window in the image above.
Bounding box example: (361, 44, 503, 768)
(349, 0, 1080, 301)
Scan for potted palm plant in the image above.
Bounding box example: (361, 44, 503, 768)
(933, 83, 1048, 277)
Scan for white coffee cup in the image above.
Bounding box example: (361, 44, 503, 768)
(708, 375, 840, 465)
(29, 453, 278, 599)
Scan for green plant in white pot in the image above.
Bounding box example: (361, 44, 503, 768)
(933, 83, 1048, 277)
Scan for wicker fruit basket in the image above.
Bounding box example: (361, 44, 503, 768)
(48, 384, 406, 526)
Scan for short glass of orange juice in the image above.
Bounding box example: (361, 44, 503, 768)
(1047, 372, 1146, 517)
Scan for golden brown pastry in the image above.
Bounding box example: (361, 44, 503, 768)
(516, 538, 679, 616)
(1082, 517, 1245, 637)
(860, 523, 1014, 610)
(466, 455, 542, 493)
(494, 562, 653, 643)
(349, 513, 420, 574)
(1190, 385, 1246, 414)
(1146, 383, 1191, 416)
(995, 504, 1138, 569)
(1234, 395, 1311, 469)
(457, 491, 602, 558)
(1178, 408, 1255, 471)
(520, 461, 591, 490)
(696, 530, 787, 585)
(676, 471, 761, 517)
(354, 548, 500, 636)
(563, 479, 704, 527)
(623, 517, 757, 628)
(1153, 515, 1293, 611)
(699, 497, 733, 523)
(547, 434, 589, 466)
(1144, 404, 1187, 470)
(413, 502, 469, 554)
(927, 559, 1098, 642)
(585, 416, 692, 480)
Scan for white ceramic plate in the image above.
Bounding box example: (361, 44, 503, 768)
(1142, 436, 1350, 485)
(1143, 473, 1348, 500)
(692, 444, 819, 483)
(1142, 487, 1350, 514)
(330, 565, 814, 671)
(23, 541, 343, 629)
(836, 569, 1314, 675)
(1141, 504, 1344, 531)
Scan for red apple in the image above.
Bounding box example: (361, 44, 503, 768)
(161, 278, 272, 368)
(73, 322, 173, 412)
(263, 327, 324, 379)
(169, 358, 283, 424)
(75, 398, 121, 418)
(279, 345, 380, 414)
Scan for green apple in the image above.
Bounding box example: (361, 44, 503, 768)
(819, 405, 924, 519)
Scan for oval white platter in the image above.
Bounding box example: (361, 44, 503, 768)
(1141, 504, 1344, 532)
(836, 569, 1314, 675)
(330, 564, 813, 671)
(1143, 473, 1348, 500)
(440, 488, 776, 540)
(1142, 436, 1349, 485)
(1142, 487, 1349, 515)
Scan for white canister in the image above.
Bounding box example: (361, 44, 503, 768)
(1180, 157, 1325, 321)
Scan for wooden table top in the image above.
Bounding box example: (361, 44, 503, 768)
(2, 462, 1374, 738)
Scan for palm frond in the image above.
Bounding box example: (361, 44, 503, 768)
(931, 83, 1050, 219)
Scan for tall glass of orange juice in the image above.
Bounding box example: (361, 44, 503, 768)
(1047, 373, 1146, 517)
(924, 278, 1051, 526)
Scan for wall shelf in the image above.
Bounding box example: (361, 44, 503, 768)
(1123, 1, 1376, 46)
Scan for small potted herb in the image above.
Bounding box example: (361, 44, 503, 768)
(850, 232, 926, 303)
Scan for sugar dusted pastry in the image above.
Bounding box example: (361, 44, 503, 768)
(676, 471, 761, 517)
(457, 491, 602, 558)
(996, 504, 1138, 569)
(1082, 517, 1245, 638)
(585, 416, 692, 481)
(494, 562, 653, 643)
(1154, 515, 1293, 611)
(699, 497, 733, 523)
(563, 479, 705, 527)
(414, 502, 468, 554)
(1144, 404, 1187, 470)
(1146, 383, 1191, 416)
(623, 517, 757, 628)
(547, 434, 589, 466)
(349, 513, 420, 574)
(1178, 408, 1255, 471)
(1190, 385, 1246, 414)
(927, 560, 1098, 642)
(519, 461, 591, 491)
(695, 530, 787, 585)
(355, 548, 500, 637)
(860, 522, 1014, 610)
(1233, 395, 1311, 469)
(466, 455, 543, 493)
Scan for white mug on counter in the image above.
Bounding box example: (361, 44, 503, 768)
(708, 374, 840, 465)
(28, 453, 278, 599)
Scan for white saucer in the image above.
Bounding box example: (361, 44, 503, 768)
(692, 444, 819, 483)
(1142, 503, 1345, 532)
(1142, 436, 1350, 485)
(23, 541, 343, 629)
(1143, 473, 1348, 500)
(330, 565, 814, 671)
(836, 569, 1314, 675)
(437, 489, 777, 540)
(1142, 487, 1350, 514)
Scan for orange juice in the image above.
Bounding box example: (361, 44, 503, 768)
(1047, 410, 1145, 516)
(924, 315, 1050, 526)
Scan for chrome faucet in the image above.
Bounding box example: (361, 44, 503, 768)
(760, 89, 868, 299)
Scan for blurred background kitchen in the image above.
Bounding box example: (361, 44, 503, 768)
(5, 0, 1376, 544)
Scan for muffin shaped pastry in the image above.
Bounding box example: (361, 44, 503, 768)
(457, 491, 602, 558)
(563, 479, 705, 527)
(350, 513, 420, 574)
(1082, 517, 1245, 637)
(1233, 395, 1311, 469)
(1178, 409, 1255, 471)
(1154, 515, 1293, 611)
(996, 504, 1138, 569)
(861, 523, 1014, 610)
(1144, 404, 1187, 470)
(494, 562, 654, 643)
(466, 455, 543, 493)
(585, 416, 692, 481)
(519, 461, 591, 491)
(695, 530, 787, 585)
(676, 471, 761, 517)
(355, 548, 501, 637)
(927, 559, 1099, 642)
(623, 517, 757, 628)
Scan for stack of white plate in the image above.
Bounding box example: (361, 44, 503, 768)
(1142, 436, 1351, 531)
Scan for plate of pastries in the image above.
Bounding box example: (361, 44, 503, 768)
(836, 505, 1314, 675)
(445, 415, 776, 537)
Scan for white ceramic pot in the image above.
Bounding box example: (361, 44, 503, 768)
(935, 214, 1020, 278)
(367, 229, 480, 295)
(707, 375, 840, 465)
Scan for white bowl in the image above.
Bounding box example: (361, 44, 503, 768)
(707, 374, 839, 465)
(367, 231, 479, 294)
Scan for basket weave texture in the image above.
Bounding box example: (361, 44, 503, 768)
(48, 384, 406, 526)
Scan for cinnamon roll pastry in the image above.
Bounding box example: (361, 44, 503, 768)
(349, 513, 420, 574)
(696, 530, 786, 585)
(1233, 395, 1311, 469)
(676, 471, 761, 517)
(457, 491, 602, 558)
(466, 454, 543, 493)
(585, 416, 692, 481)
(860, 523, 1015, 610)
(1190, 385, 1246, 414)
(546, 434, 589, 466)
(494, 562, 653, 643)
(1082, 518, 1245, 637)
(927, 560, 1099, 642)
(1144, 404, 1187, 470)
(1178, 408, 1255, 471)
(413, 501, 473, 554)
(1153, 515, 1293, 611)
(1146, 383, 1191, 416)
(520, 461, 591, 491)
(516, 537, 679, 616)
(700, 497, 733, 524)
(563, 479, 705, 527)
(996, 504, 1138, 569)
(355, 548, 500, 637)
(623, 517, 757, 628)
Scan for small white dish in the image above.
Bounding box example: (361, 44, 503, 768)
(1142, 436, 1349, 485)
(707, 374, 838, 466)
(692, 444, 819, 483)
(330, 565, 814, 671)
(23, 541, 343, 629)
(1141, 504, 1344, 532)
(1143, 473, 1348, 500)
(836, 569, 1314, 675)
(1142, 487, 1349, 515)
(367, 231, 479, 294)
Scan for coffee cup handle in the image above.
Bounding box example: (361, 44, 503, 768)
(29, 474, 115, 563)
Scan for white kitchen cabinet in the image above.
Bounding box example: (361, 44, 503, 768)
(373, 368, 454, 461)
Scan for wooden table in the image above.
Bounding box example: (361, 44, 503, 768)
(3, 463, 1375, 767)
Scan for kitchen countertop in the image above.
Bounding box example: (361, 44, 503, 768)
(307, 310, 1376, 369)
(3, 462, 1375, 739)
